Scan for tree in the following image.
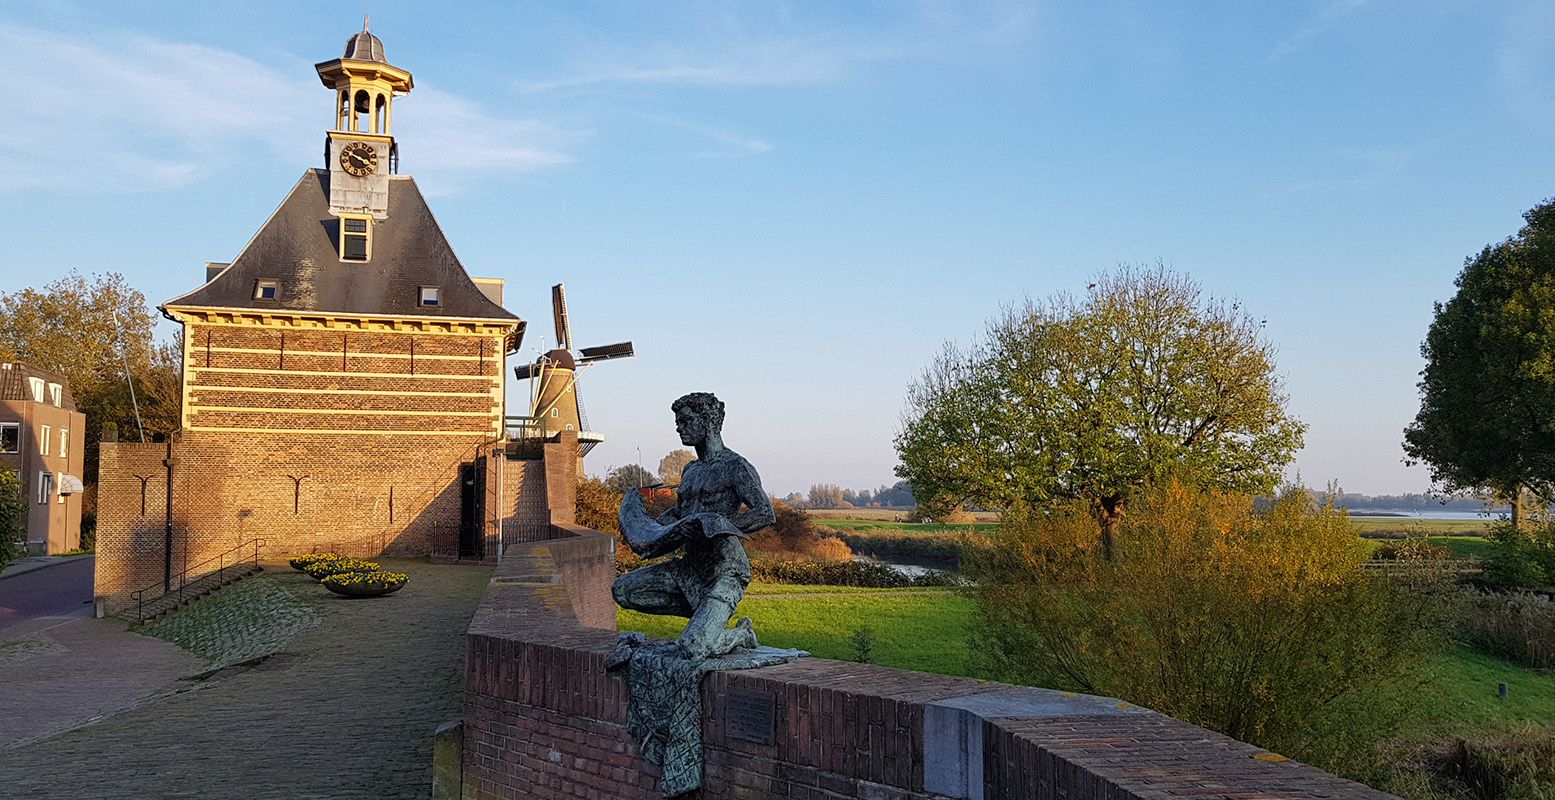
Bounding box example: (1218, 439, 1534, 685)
(807, 483, 845, 509)
(0, 470, 25, 569)
(604, 463, 657, 494)
(0, 272, 182, 484)
(657, 449, 695, 485)
(1404, 199, 1555, 528)
(895, 264, 1305, 558)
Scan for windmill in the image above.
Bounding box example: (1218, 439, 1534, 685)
(515, 283, 634, 456)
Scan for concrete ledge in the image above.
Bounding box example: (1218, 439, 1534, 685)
(461, 526, 1396, 800)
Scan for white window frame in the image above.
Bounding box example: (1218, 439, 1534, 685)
(254, 280, 279, 300)
(37, 471, 52, 504)
(59, 428, 68, 458)
(27, 377, 44, 402)
(0, 422, 17, 454)
(340, 214, 372, 262)
(419, 286, 441, 307)
(48, 383, 61, 406)
(39, 425, 50, 456)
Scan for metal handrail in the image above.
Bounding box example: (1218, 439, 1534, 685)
(129, 538, 266, 623)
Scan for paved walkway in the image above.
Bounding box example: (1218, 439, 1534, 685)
(0, 559, 493, 799)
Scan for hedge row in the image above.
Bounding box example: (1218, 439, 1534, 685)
(750, 558, 965, 588)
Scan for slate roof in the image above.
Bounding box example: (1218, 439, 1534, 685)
(0, 363, 78, 410)
(165, 170, 518, 322)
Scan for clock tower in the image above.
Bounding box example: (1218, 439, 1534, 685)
(315, 18, 412, 219)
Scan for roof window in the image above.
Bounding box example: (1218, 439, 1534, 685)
(254, 280, 279, 300)
(48, 383, 62, 406)
(27, 377, 44, 403)
(341, 216, 371, 262)
(419, 286, 441, 307)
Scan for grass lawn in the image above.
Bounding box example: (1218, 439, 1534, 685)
(618, 583, 977, 675)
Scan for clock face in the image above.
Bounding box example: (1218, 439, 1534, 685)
(339, 142, 378, 177)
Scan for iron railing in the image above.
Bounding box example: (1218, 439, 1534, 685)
(129, 539, 266, 623)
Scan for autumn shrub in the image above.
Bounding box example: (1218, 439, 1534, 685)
(967, 482, 1441, 762)
(746, 502, 853, 563)
(1459, 592, 1555, 670)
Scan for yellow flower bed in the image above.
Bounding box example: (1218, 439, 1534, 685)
(321, 570, 409, 597)
(304, 557, 380, 580)
(289, 552, 341, 571)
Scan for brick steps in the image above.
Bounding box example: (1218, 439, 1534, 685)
(122, 564, 265, 624)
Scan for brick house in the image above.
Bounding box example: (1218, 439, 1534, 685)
(0, 363, 86, 555)
(93, 25, 583, 611)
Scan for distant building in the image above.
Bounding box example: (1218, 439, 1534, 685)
(0, 363, 86, 554)
(93, 24, 589, 612)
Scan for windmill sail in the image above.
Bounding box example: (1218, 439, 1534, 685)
(551, 283, 572, 350)
(579, 341, 635, 363)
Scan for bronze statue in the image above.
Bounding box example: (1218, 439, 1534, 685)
(607, 393, 801, 797)
(613, 391, 775, 659)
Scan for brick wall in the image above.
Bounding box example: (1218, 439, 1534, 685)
(95, 430, 489, 610)
(460, 528, 1397, 800)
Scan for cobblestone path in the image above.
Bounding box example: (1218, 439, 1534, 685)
(0, 559, 492, 800)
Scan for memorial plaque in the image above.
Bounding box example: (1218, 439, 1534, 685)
(725, 688, 777, 745)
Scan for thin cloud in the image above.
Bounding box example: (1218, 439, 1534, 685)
(0, 24, 575, 194)
(519, 4, 1036, 93)
(1266, 0, 1370, 64)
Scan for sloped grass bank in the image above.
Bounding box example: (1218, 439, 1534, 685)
(138, 570, 320, 669)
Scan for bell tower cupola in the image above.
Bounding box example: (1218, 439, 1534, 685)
(315, 17, 413, 219)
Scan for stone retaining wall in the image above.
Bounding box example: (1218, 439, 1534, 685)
(460, 527, 1396, 800)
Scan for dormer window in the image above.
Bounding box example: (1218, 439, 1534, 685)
(418, 286, 441, 307)
(254, 280, 279, 300)
(48, 383, 61, 406)
(341, 216, 371, 262)
(27, 377, 43, 403)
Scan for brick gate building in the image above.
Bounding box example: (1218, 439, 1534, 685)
(94, 24, 578, 611)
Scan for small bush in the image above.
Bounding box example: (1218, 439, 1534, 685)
(1482, 523, 1555, 589)
(1404, 725, 1555, 800)
(850, 627, 876, 663)
(1373, 538, 1452, 561)
(1459, 592, 1555, 670)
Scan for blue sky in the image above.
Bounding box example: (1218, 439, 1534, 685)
(2, 1, 1554, 496)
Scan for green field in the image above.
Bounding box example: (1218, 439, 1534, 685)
(1349, 516, 1493, 536)
(1356, 535, 1497, 560)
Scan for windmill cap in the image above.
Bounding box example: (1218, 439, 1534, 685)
(541, 349, 577, 370)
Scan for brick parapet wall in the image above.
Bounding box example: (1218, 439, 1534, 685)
(462, 528, 1397, 800)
